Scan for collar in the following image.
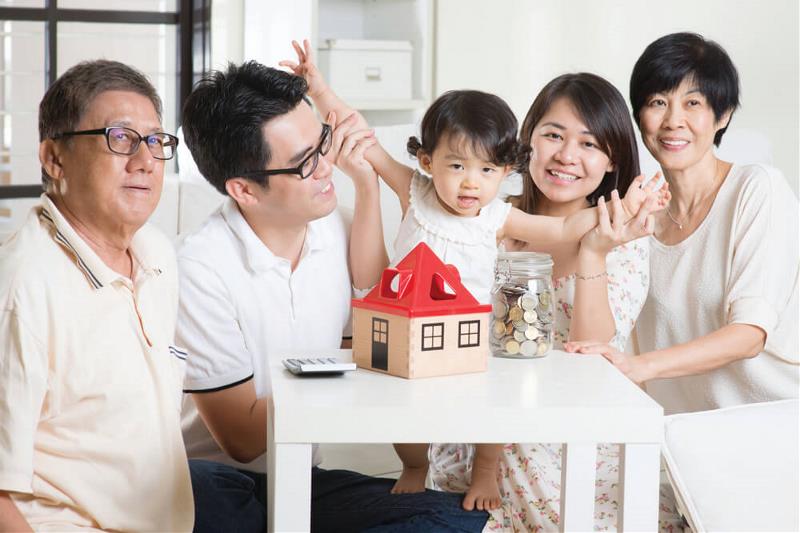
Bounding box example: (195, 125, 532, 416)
(221, 198, 331, 274)
(39, 194, 163, 289)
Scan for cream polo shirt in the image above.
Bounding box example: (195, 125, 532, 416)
(177, 199, 352, 473)
(0, 195, 194, 532)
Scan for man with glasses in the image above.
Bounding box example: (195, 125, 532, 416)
(179, 61, 489, 532)
(0, 60, 193, 531)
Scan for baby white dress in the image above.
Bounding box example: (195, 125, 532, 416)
(393, 171, 512, 304)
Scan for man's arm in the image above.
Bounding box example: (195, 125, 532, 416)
(192, 382, 267, 464)
(0, 492, 32, 533)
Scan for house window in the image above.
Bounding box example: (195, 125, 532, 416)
(421, 322, 444, 351)
(372, 318, 388, 344)
(458, 320, 480, 348)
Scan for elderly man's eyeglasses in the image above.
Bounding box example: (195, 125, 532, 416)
(240, 123, 332, 180)
(52, 127, 179, 160)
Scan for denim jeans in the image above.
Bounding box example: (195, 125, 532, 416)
(189, 460, 488, 533)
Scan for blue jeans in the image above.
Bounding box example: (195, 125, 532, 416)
(189, 460, 488, 532)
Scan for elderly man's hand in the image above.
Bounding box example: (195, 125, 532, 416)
(564, 341, 652, 385)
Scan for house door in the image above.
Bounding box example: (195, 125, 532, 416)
(371, 318, 388, 370)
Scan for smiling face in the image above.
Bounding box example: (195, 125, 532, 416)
(247, 102, 337, 225)
(638, 77, 732, 173)
(49, 90, 165, 234)
(420, 133, 510, 217)
(527, 97, 615, 211)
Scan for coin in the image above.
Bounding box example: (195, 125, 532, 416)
(492, 300, 508, 318)
(513, 329, 527, 342)
(508, 306, 523, 322)
(536, 342, 549, 356)
(504, 339, 520, 354)
(538, 291, 551, 309)
(519, 294, 537, 311)
(520, 340, 537, 357)
(492, 320, 506, 338)
(523, 310, 538, 323)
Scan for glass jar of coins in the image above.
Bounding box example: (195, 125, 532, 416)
(490, 251, 554, 359)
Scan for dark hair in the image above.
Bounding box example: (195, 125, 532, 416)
(39, 59, 162, 190)
(514, 73, 640, 213)
(406, 90, 518, 167)
(630, 32, 740, 146)
(181, 61, 309, 195)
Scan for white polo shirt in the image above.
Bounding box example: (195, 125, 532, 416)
(0, 195, 193, 532)
(177, 199, 352, 473)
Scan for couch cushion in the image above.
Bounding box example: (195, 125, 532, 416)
(663, 399, 799, 532)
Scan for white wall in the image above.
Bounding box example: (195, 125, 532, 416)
(435, 0, 799, 196)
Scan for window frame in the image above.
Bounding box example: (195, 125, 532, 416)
(457, 319, 481, 348)
(421, 322, 444, 352)
(0, 0, 210, 199)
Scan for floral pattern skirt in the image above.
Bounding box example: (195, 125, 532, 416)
(429, 442, 686, 532)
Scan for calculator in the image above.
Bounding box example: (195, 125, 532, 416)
(282, 357, 356, 376)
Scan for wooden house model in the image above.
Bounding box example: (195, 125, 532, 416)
(352, 242, 492, 379)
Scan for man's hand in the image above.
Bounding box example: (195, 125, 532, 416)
(335, 128, 379, 189)
(279, 39, 329, 98)
(620, 172, 670, 219)
(564, 340, 653, 385)
(581, 190, 655, 254)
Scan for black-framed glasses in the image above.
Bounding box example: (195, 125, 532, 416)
(240, 123, 332, 180)
(52, 127, 179, 161)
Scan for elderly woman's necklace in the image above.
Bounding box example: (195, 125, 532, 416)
(664, 161, 725, 231)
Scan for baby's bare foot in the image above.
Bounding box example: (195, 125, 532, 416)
(391, 466, 428, 494)
(462, 464, 502, 511)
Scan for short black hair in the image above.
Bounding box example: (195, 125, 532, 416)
(515, 72, 640, 212)
(181, 61, 308, 195)
(406, 90, 518, 167)
(630, 32, 740, 146)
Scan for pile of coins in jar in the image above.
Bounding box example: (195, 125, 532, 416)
(489, 283, 554, 358)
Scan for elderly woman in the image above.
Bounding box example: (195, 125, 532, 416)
(567, 32, 799, 414)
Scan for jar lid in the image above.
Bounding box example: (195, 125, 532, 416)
(497, 251, 553, 268)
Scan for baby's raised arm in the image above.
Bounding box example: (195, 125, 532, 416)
(281, 39, 414, 213)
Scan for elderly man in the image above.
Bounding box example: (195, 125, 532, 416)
(0, 60, 193, 531)
(179, 61, 489, 532)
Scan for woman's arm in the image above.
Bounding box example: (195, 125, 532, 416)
(569, 194, 652, 344)
(565, 324, 766, 385)
(0, 492, 33, 532)
(281, 40, 414, 212)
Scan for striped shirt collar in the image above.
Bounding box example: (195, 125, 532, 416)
(39, 194, 163, 289)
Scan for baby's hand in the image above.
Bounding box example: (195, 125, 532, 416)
(620, 172, 669, 219)
(279, 39, 328, 98)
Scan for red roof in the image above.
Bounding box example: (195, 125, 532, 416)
(352, 242, 492, 318)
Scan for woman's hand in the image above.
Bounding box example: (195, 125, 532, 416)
(564, 340, 653, 385)
(620, 172, 670, 219)
(582, 190, 656, 254)
(279, 39, 329, 97)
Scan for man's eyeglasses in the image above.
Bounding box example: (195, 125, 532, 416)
(52, 127, 179, 160)
(240, 123, 332, 180)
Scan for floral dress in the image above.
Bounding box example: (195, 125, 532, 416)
(429, 239, 686, 532)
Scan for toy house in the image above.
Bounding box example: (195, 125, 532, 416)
(352, 242, 492, 379)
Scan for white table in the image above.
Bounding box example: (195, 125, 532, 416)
(266, 349, 663, 532)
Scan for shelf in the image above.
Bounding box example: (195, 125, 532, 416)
(351, 98, 426, 111)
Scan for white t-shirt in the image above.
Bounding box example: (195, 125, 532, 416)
(393, 171, 512, 304)
(637, 164, 800, 414)
(177, 199, 352, 472)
